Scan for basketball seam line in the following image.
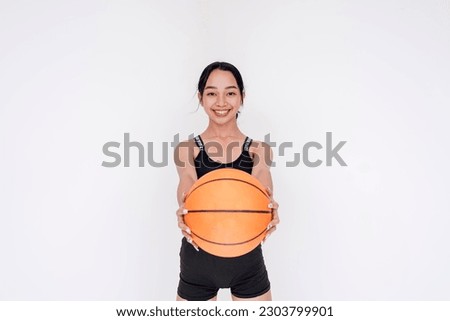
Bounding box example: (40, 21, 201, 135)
(191, 228, 267, 246)
(186, 178, 269, 199)
(187, 209, 272, 213)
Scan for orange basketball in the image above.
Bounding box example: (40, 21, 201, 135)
(184, 168, 272, 258)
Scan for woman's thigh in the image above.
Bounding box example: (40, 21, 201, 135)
(231, 290, 272, 301)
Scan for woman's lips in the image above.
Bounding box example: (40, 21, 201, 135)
(212, 109, 231, 117)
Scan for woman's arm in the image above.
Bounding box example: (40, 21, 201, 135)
(174, 140, 199, 250)
(251, 141, 274, 191)
(251, 141, 280, 241)
(174, 140, 197, 203)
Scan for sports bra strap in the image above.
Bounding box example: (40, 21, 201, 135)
(243, 137, 252, 152)
(195, 135, 251, 152)
(194, 135, 204, 151)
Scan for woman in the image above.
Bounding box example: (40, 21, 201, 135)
(174, 62, 280, 301)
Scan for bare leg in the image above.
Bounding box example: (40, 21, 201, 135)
(231, 290, 272, 301)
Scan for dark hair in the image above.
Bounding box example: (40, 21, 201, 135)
(197, 61, 245, 105)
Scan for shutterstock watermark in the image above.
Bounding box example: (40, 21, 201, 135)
(101, 132, 347, 168)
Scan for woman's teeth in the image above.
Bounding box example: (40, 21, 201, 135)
(214, 109, 230, 116)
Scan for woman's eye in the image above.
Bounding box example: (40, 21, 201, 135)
(206, 92, 216, 96)
(227, 92, 237, 96)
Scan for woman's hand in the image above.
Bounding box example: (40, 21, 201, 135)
(176, 192, 199, 251)
(264, 187, 280, 243)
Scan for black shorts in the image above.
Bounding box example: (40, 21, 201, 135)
(177, 237, 271, 301)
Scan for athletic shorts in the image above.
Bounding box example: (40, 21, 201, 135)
(177, 237, 271, 301)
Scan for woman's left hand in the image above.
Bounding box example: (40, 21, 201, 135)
(264, 187, 280, 243)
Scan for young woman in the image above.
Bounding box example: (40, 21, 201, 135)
(174, 62, 280, 301)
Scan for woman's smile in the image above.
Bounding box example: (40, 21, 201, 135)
(212, 108, 232, 117)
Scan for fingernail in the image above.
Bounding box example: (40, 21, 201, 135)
(187, 237, 192, 243)
(268, 203, 273, 209)
(185, 227, 191, 234)
(182, 209, 188, 214)
(261, 240, 264, 246)
(194, 245, 199, 252)
(267, 224, 272, 231)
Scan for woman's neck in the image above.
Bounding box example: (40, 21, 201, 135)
(202, 120, 244, 140)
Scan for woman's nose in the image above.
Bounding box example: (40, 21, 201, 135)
(216, 94, 227, 106)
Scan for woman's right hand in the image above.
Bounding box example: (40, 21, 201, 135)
(176, 192, 199, 251)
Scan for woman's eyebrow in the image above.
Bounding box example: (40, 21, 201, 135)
(204, 85, 238, 90)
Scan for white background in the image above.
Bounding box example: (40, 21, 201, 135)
(1, 0, 449, 300)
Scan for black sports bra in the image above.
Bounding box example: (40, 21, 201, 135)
(193, 135, 254, 179)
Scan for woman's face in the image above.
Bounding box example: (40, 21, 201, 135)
(199, 69, 244, 124)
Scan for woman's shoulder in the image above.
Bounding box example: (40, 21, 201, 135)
(248, 139, 273, 165)
(175, 137, 201, 151)
(175, 137, 196, 147)
(174, 137, 200, 160)
(248, 139, 272, 152)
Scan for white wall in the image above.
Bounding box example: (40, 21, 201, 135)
(1, 0, 449, 300)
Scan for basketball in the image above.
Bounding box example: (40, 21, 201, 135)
(183, 168, 272, 258)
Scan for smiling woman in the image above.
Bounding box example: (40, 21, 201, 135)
(174, 62, 280, 301)
(197, 62, 245, 120)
